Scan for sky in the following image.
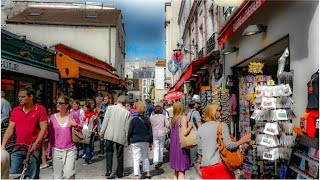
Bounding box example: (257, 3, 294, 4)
(52, 0, 168, 62)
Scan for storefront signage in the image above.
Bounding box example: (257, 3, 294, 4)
(248, 62, 264, 74)
(217, 0, 266, 46)
(233, 0, 266, 32)
(1, 58, 59, 81)
(1, 59, 19, 71)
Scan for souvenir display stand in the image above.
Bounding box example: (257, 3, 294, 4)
(244, 84, 296, 179)
(211, 89, 230, 124)
(286, 134, 319, 179)
(200, 90, 212, 112)
(238, 75, 298, 179)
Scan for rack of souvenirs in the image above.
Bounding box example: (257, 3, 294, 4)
(242, 83, 296, 179)
(212, 89, 230, 124)
(239, 75, 272, 138)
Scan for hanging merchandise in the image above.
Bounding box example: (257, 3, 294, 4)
(211, 89, 230, 125)
(251, 83, 296, 179)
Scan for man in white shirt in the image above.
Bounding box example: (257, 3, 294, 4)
(1, 91, 11, 123)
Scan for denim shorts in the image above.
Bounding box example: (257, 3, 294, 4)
(10, 149, 41, 179)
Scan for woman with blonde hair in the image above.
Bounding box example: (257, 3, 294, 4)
(197, 103, 251, 179)
(169, 102, 193, 179)
(47, 96, 83, 179)
(127, 101, 153, 179)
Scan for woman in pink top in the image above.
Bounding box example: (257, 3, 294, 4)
(47, 96, 83, 179)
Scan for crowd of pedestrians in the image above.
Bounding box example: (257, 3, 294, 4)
(1, 87, 251, 179)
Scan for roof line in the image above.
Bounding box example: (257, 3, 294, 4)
(6, 20, 117, 27)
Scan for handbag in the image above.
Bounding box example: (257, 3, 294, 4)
(72, 127, 84, 143)
(79, 129, 93, 145)
(179, 117, 197, 149)
(164, 133, 170, 150)
(217, 122, 243, 171)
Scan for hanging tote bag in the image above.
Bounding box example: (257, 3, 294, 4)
(217, 122, 244, 171)
(179, 117, 197, 149)
(72, 127, 84, 143)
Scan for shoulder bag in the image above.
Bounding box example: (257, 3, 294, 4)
(72, 127, 84, 143)
(70, 113, 84, 143)
(179, 116, 197, 149)
(217, 122, 243, 171)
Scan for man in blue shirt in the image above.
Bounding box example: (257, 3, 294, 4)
(145, 99, 154, 118)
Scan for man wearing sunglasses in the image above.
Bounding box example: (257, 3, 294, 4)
(1, 87, 48, 179)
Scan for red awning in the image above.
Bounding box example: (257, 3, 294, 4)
(170, 54, 213, 92)
(217, 0, 266, 46)
(164, 91, 185, 101)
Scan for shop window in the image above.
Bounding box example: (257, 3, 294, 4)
(1, 79, 15, 108)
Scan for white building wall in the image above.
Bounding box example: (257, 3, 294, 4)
(5, 23, 125, 78)
(223, 1, 319, 126)
(165, 0, 181, 86)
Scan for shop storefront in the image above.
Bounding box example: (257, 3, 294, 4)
(54, 44, 126, 104)
(218, 0, 319, 179)
(1, 29, 59, 109)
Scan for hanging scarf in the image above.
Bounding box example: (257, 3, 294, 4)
(83, 111, 95, 125)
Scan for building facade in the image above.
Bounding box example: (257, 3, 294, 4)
(217, 0, 319, 126)
(3, 2, 126, 78)
(164, 1, 181, 87)
(154, 60, 167, 103)
(1, 29, 59, 108)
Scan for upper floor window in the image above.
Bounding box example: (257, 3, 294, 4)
(222, 7, 234, 21)
(143, 80, 147, 86)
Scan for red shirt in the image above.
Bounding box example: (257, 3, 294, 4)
(10, 104, 48, 147)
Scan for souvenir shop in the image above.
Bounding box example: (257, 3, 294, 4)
(54, 44, 126, 105)
(216, 0, 319, 178)
(1, 29, 59, 109)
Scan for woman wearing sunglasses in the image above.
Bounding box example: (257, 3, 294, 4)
(197, 103, 251, 179)
(47, 96, 83, 179)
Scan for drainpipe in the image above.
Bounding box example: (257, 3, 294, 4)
(109, 25, 112, 65)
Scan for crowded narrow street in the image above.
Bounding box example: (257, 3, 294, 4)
(1, 0, 319, 179)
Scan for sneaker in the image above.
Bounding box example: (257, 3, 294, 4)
(40, 164, 49, 169)
(82, 154, 86, 159)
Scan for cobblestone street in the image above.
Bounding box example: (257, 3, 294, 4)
(37, 143, 201, 179)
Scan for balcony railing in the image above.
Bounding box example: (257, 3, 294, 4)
(198, 48, 204, 58)
(206, 33, 216, 54)
(223, 7, 234, 21)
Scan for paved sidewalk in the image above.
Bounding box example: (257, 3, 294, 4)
(36, 143, 201, 179)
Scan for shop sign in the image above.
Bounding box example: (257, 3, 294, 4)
(248, 62, 264, 74)
(1, 58, 59, 81)
(233, 0, 266, 32)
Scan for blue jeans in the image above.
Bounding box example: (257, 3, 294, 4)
(84, 133, 95, 164)
(98, 118, 106, 151)
(10, 149, 41, 179)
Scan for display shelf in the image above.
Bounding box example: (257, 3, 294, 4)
(298, 134, 319, 150)
(289, 165, 317, 179)
(293, 151, 319, 164)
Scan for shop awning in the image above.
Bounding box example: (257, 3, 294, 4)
(55, 53, 121, 85)
(78, 61, 120, 84)
(56, 53, 80, 78)
(217, 0, 266, 46)
(170, 54, 214, 92)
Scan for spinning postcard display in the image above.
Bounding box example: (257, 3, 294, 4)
(250, 84, 296, 178)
